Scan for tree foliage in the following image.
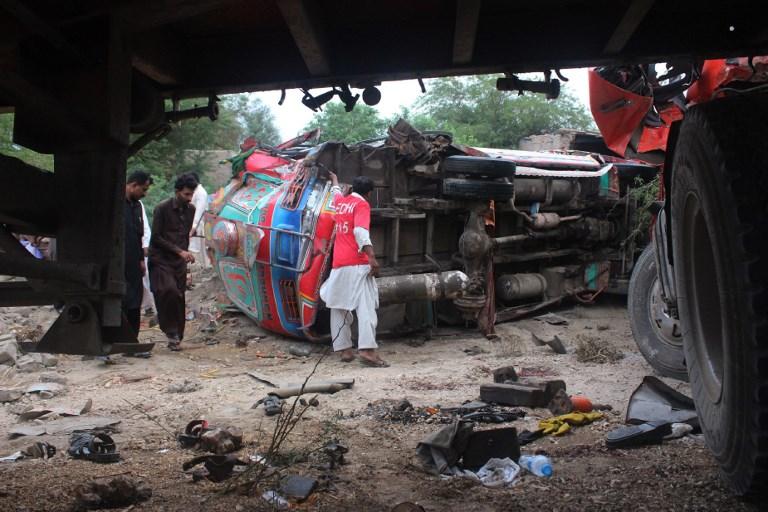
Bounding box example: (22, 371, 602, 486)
(412, 75, 595, 148)
(304, 102, 389, 142)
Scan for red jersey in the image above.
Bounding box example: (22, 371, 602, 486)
(332, 192, 371, 268)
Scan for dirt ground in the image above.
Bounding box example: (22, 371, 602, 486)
(0, 272, 759, 511)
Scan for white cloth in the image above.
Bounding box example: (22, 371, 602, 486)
(139, 201, 155, 312)
(353, 227, 371, 251)
(188, 183, 210, 267)
(320, 264, 379, 351)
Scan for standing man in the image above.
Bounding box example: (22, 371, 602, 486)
(139, 199, 156, 319)
(319, 173, 388, 367)
(187, 173, 210, 268)
(124, 171, 153, 337)
(149, 174, 197, 351)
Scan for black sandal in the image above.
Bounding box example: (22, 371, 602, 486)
(68, 432, 120, 463)
(178, 419, 209, 448)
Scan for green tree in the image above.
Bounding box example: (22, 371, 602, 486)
(0, 113, 54, 171)
(413, 75, 595, 148)
(304, 102, 388, 142)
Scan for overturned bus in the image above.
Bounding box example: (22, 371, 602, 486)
(203, 120, 657, 340)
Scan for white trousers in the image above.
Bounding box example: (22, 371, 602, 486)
(330, 294, 378, 351)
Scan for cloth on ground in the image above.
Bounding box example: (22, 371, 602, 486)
(538, 411, 604, 436)
(416, 420, 474, 475)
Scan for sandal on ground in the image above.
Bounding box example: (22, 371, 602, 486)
(177, 419, 209, 448)
(262, 395, 283, 416)
(339, 350, 356, 363)
(359, 356, 390, 368)
(167, 341, 182, 351)
(22, 441, 56, 459)
(68, 432, 120, 463)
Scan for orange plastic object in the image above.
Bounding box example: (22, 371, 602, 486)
(569, 395, 594, 413)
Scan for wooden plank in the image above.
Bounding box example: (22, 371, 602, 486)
(603, 0, 655, 55)
(277, 0, 331, 76)
(453, 0, 482, 64)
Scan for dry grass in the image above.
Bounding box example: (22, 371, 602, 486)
(575, 334, 624, 364)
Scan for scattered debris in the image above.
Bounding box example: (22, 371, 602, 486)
(177, 419, 209, 448)
(246, 372, 279, 387)
(268, 378, 354, 398)
(547, 389, 573, 415)
(68, 432, 120, 463)
(166, 378, 203, 393)
(532, 333, 567, 354)
(25, 381, 65, 398)
(255, 395, 284, 416)
(0, 334, 18, 365)
(416, 420, 474, 474)
(538, 411, 604, 436)
(480, 379, 566, 407)
(262, 490, 290, 510)
(200, 426, 243, 454)
(74, 476, 151, 510)
(534, 312, 569, 325)
(9, 415, 121, 438)
(492, 366, 518, 383)
(0, 441, 56, 462)
(18, 398, 92, 421)
(462, 427, 520, 470)
(321, 440, 348, 469)
(474, 457, 521, 487)
(183, 454, 248, 482)
(626, 376, 698, 425)
(607, 421, 672, 449)
(280, 475, 318, 501)
(664, 422, 695, 440)
(518, 454, 553, 477)
(575, 335, 624, 363)
(288, 344, 312, 357)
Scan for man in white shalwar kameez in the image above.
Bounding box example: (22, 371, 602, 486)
(187, 173, 210, 268)
(139, 200, 156, 316)
(320, 173, 388, 367)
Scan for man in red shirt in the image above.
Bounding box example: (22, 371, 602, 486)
(320, 172, 387, 367)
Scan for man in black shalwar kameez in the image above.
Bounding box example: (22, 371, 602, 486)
(149, 174, 197, 351)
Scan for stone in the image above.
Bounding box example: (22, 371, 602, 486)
(0, 389, 23, 402)
(0, 337, 18, 365)
(40, 354, 58, 367)
(480, 383, 547, 407)
(492, 366, 518, 383)
(15, 354, 43, 373)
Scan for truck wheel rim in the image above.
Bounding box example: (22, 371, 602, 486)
(648, 278, 682, 347)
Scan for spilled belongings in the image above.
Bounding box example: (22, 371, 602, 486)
(68, 432, 120, 463)
(9, 415, 121, 438)
(0, 441, 56, 462)
(177, 419, 243, 454)
(607, 376, 699, 449)
(183, 454, 249, 482)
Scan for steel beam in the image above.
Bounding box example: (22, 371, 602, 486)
(277, 0, 331, 76)
(453, 0, 482, 64)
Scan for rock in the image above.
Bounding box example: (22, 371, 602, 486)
(40, 372, 68, 384)
(40, 354, 58, 367)
(0, 389, 23, 402)
(0, 336, 18, 365)
(166, 379, 202, 393)
(15, 354, 43, 373)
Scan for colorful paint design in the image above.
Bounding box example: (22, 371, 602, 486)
(204, 150, 335, 340)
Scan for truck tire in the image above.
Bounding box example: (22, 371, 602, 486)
(441, 178, 514, 201)
(670, 94, 768, 496)
(443, 156, 516, 179)
(628, 245, 687, 381)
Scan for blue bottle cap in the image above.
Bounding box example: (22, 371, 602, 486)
(541, 464, 553, 477)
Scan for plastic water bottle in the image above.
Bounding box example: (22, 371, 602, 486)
(518, 455, 553, 477)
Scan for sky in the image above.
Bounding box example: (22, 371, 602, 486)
(250, 68, 591, 141)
